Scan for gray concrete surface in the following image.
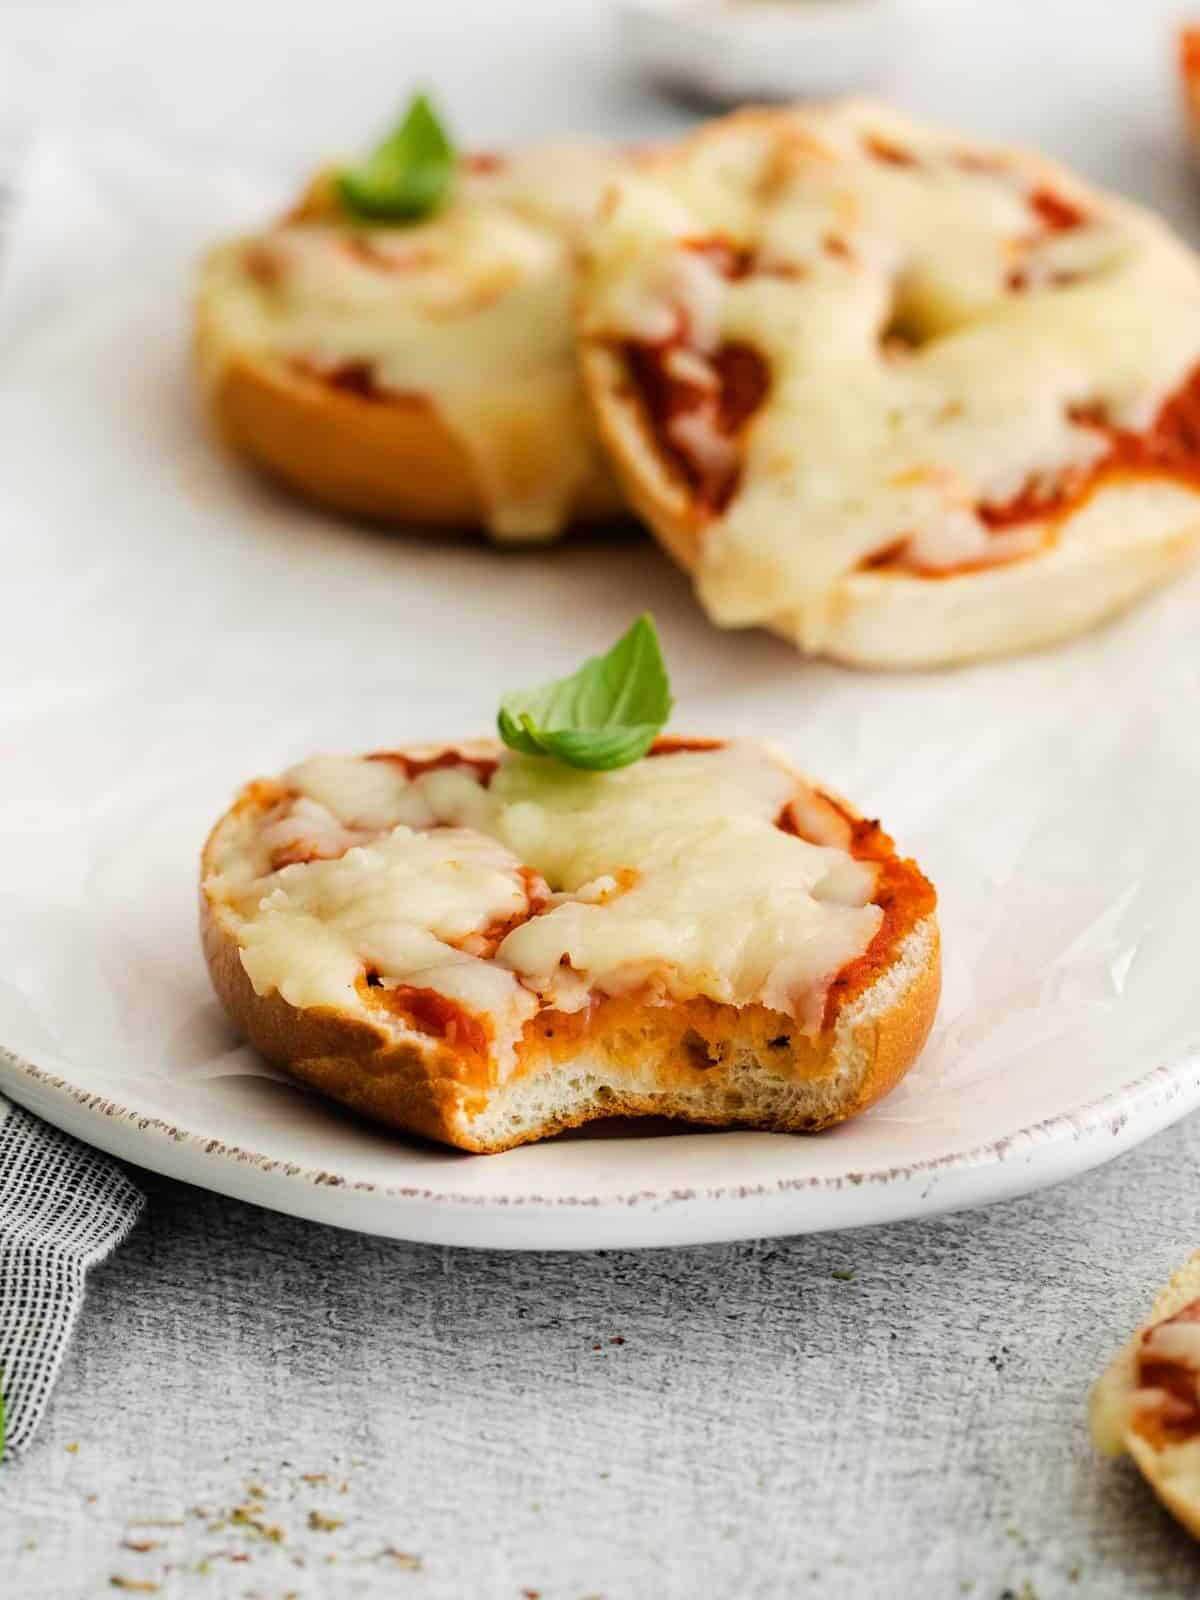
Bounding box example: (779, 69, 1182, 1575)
(4, 1115, 1200, 1598)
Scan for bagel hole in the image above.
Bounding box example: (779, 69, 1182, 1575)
(880, 265, 953, 354)
(880, 297, 935, 355)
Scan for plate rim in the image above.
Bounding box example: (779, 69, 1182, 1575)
(3, 1035, 1198, 1223)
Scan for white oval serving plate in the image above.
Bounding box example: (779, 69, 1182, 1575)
(2, 136, 1199, 1249)
(2, 562, 1199, 1251)
(2, 1039, 1198, 1250)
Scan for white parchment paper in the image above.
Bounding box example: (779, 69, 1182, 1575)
(1, 133, 1199, 1207)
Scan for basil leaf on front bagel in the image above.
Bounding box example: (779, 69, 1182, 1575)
(497, 615, 674, 771)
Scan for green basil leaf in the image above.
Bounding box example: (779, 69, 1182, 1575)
(497, 615, 673, 771)
(336, 93, 455, 223)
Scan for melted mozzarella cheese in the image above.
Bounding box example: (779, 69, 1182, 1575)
(234, 824, 540, 1067)
(483, 747, 880, 1016)
(582, 101, 1200, 646)
(207, 744, 884, 1073)
(284, 754, 435, 831)
(258, 795, 373, 865)
(203, 143, 621, 540)
(497, 818, 877, 1024)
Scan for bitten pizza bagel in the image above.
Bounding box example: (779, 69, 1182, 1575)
(196, 97, 623, 541)
(200, 618, 937, 1152)
(577, 100, 1200, 665)
(201, 738, 937, 1152)
(1092, 1251, 1200, 1541)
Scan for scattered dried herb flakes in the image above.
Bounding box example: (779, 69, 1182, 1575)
(831, 1268, 855, 1282)
(379, 1548, 423, 1571)
(230, 1505, 284, 1542)
(109, 1580, 159, 1594)
(308, 1510, 344, 1533)
(65, 1442, 79, 1454)
(120, 1540, 161, 1554)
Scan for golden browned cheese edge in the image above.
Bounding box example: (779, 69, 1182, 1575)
(199, 766, 940, 1154)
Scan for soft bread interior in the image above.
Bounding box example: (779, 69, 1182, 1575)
(203, 887, 937, 1155)
(461, 919, 937, 1150)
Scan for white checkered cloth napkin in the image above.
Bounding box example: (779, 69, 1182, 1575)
(0, 1097, 144, 1457)
(0, 143, 145, 1460)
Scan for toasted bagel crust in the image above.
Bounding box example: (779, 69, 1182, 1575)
(200, 742, 939, 1153)
(208, 349, 486, 527)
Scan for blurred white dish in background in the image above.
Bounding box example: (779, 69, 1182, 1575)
(616, 0, 914, 104)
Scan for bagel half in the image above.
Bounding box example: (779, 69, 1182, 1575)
(1092, 1251, 1200, 1541)
(201, 738, 938, 1153)
(196, 145, 624, 541)
(577, 101, 1200, 665)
